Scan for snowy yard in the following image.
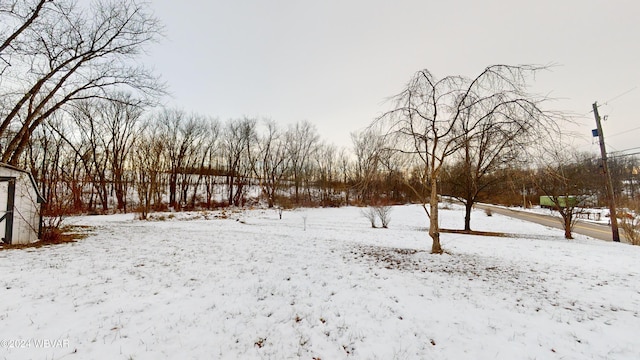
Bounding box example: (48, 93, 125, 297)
(1, 204, 639, 359)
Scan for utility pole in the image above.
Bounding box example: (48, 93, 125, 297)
(592, 102, 620, 242)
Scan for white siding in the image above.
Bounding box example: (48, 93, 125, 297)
(0, 166, 42, 244)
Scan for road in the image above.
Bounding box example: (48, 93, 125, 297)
(476, 203, 627, 242)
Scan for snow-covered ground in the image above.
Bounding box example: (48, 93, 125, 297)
(1, 205, 639, 359)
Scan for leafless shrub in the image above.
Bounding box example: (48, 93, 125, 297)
(361, 207, 377, 228)
(620, 215, 640, 246)
(374, 205, 393, 228)
(39, 188, 73, 242)
(40, 219, 64, 243)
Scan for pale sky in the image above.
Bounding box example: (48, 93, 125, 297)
(145, 0, 639, 156)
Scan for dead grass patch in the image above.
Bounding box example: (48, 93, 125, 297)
(440, 228, 509, 237)
(0, 225, 93, 251)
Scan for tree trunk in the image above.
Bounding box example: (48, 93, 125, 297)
(169, 172, 177, 208)
(429, 180, 442, 254)
(294, 172, 300, 204)
(563, 213, 573, 239)
(114, 171, 126, 212)
(227, 173, 234, 206)
(464, 200, 473, 231)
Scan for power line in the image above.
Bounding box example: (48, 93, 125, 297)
(609, 125, 640, 138)
(601, 86, 638, 107)
(611, 146, 640, 155)
(585, 86, 638, 115)
(611, 151, 640, 159)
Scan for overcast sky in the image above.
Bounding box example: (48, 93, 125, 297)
(145, 0, 639, 155)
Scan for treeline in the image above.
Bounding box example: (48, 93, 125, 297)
(15, 96, 639, 221)
(18, 103, 422, 218)
(442, 152, 640, 209)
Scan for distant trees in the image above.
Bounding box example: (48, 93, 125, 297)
(286, 121, 319, 204)
(190, 117, 221, 209)
(133, 122, 165, 219)
(337, 149, 354, 205)
(25, 116, 77, 216)
(314, 142, 339, 206)
(223, 117, 257, 207)
(157, 109, 206, 209)
(251, 120, 288, 208)
(351, 129, 385, 203)
(69, 100, 112, 213)
(102, 94, 144, 212)
(376, 65, 561, 253)
(17, 94, 639, 239)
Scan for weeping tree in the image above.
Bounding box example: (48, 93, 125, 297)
(376, 64, 562, 254)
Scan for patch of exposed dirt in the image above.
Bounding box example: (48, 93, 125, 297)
(0, 225, 93, 251)
(349, 244, 534, 290)
(439, 228, 510, 237)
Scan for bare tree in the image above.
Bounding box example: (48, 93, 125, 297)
(176, 114, 209, 209)
(61, 95, 145, 213)
(0, 0, 51, 74)
(133, 121, 166, 219)
(103, 93, 145, 212)
(360, 205, 392, 228)
(449, 77, 563, 231)
(457, 130, 514, 229)
(351, 129, 386, 204)
(315, 142, 339, 206)
(377, 65, 561, 253)
(374, 205, 393, 228)
(26, 115, 78, 216)
(251, 119, 289, 208)
(286, 121, 319, 204)
(534, 150, 598, 239)
(188, 116, 220, 209)
(157, 109, 206, 210)
(69, 100, 111, 213)
(0, 0, 164, 165)
(337, 148, 353, 205)
(361, 207, 378, 228)
(223, 117, 256, 207)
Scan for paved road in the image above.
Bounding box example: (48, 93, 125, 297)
(476, 203, 627, 242)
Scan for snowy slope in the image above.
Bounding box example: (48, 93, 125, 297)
(1, 205, 638, 359)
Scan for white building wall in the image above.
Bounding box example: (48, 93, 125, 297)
(0, 166, 42, 244)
